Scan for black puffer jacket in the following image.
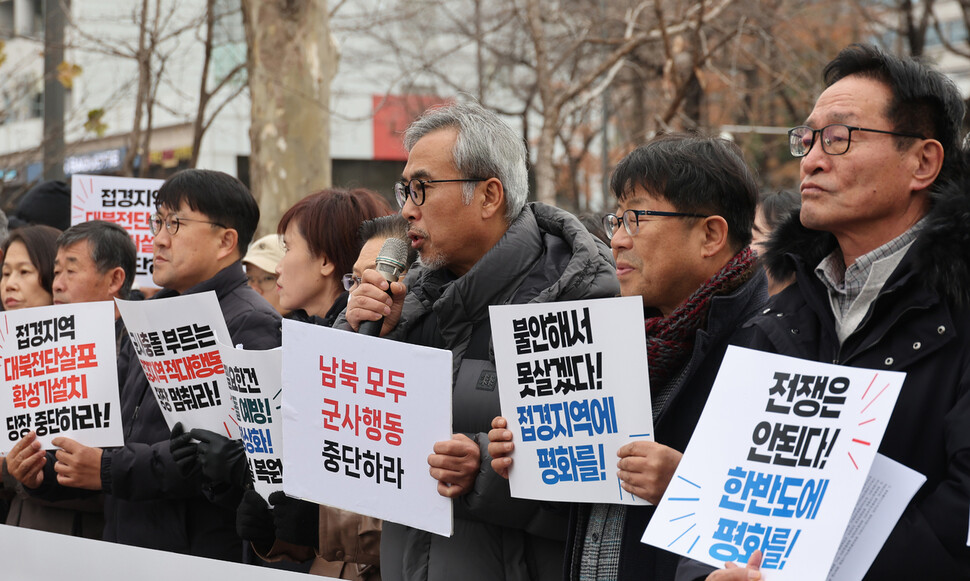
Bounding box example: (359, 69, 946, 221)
(681, 180, 970, 579)
(362, 203, 619, 581)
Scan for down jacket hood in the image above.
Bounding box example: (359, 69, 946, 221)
(763, 175, 970, 306)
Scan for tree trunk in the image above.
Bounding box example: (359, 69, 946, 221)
(122, 0, 151, 176)
(242, 0, 336, 237)
(533, 112, 559, 206)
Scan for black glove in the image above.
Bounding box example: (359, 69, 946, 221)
(268, 490, 319, 548)
(190, 428, 247, 487)
(169, 422, 198, 478)
(237, 489, 275, 553)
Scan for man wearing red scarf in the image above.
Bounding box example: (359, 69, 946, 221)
(490, 134, 768, 581)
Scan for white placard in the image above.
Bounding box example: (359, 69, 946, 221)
(489, 296, 652, 504)
(116, 293, 236, 436)
(71, 174, 164, 289)
(281, 320, 453, 536)
(0, 524, 329, 581)
(642, 346, 906, 581)
(219, 343, 285, 501)
(827, 453, 925, 581)
(0, 302, 123, 453)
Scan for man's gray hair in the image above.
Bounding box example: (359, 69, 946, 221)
(57, 220, 137, 299)
(403, 100, 528, 222)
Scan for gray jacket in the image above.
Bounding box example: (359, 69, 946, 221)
(353, 203, 619, 581)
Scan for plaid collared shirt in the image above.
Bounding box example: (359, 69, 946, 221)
(815, 217, 926, 318)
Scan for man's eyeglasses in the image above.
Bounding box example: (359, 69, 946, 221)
(246, 274, 277, 291)
(602, 209, 709, 240)
(341, 273, 362, 291)
(149, 213, 227, 236)
(394, 178, 486, 208)
(788, 124, 925, 158)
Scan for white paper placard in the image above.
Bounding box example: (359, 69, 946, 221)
(0, 302, 123, 452)
(219, 343, 285, 501)
(71, 174, 164, 289)
(489, 296, 652, 504)
(827, 453, 925, 581)
(116, 292, 236, 436)
(281, 320, 454, 536)
(642, 346, 906, 580)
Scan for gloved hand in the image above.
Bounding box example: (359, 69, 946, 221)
(269, 490, 320, 548)
(237, 489, 275, 553)
(169, 422, 198, 478)
(190, 428, 247, 487)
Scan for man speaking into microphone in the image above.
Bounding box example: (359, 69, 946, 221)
(342, 100, 618, 581)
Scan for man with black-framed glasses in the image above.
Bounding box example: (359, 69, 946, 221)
(16, 169, 281, 563)
(344, 100, 619, 581)
(688, 44, 970, 581)
(489, 134, 768, 581)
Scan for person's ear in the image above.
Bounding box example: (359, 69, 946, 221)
(106, 266, 126, 297)
(480, 178, 506, 221)
(699, 215, 730, 259)
(216, 228, 239, 261)
(318, 254, 335, 277)
(910, 138, 944, 193)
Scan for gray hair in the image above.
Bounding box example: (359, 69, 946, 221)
(57, 220, 137, 299)
(403, 100, 528, 222)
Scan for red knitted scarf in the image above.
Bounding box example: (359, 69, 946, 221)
(644, 246, 757, 416)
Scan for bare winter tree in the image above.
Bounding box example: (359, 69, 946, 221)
(67, 0, 203, 176)
(242, 0, 336, 237)
(334, 0, 882, 205)
(190, 0, 246, 168)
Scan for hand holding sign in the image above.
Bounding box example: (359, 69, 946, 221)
(429, 434, 481, 498)
(267, 490, 319, 547)
(708, 550, 763, 581)
(170, 422, 199, 477)
(6, 431, 47, 488)
(616, 441, 683, 504)
(51, 436, 103, 490)
(192, 428, 247, 486)
(488, 416, 514, 479)
(236, 489, 276, 552)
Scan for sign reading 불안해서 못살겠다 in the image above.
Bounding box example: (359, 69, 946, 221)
(0, 301, 122, 453)
(489, 296, 653, 505)
(641, 346, 906, 580)
(116, 292, 237, 437)
(280, 320, 454, 536)
(71, 174, 164, 290)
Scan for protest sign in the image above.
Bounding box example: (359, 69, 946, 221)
(489, 296, 652, 504)
(642, 346, 905, 580)
(71, 174, 164, 289)
(219, 343, 284, 501)
(0, 302, 122, 452)
(281, 320, 453, 536)
(116, 292, 236, 436)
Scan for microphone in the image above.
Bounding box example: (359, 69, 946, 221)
(357, 237, 411, 337)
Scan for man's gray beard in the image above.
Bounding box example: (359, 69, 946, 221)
(416, 249, 447, 271)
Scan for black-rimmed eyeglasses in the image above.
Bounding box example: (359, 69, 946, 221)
(394, 178, 486, 208)
(788, 124, 925, 158)
(149, 213, 227, 236)
(602, 209, 709, 240)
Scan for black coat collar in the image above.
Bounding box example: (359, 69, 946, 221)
(764, 176, 970, 307)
